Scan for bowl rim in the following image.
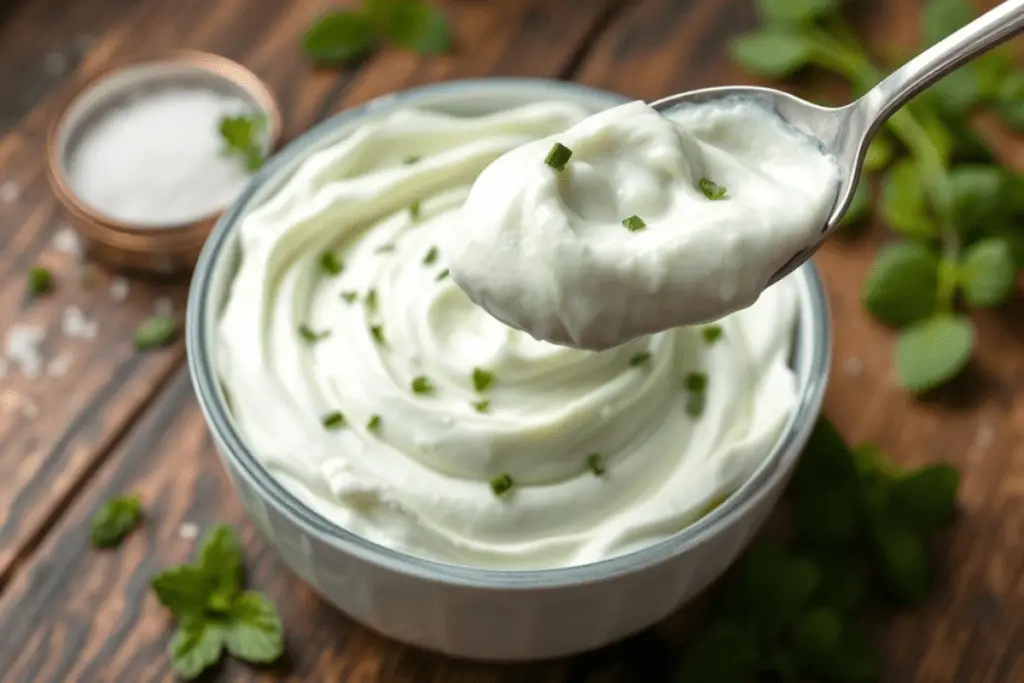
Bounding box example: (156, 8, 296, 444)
(186, 77, 832, 589)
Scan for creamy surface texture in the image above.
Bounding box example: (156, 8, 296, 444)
(217, 102, 802, 569)
(450, 99, 839, 350)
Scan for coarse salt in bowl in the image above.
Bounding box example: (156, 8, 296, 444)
(186, 78, 831, 661)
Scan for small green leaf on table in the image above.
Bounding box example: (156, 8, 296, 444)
(224, 591, 284, 663)
(861, 242, 939, 327)
(385, 0, 454, 55)
(730, 28, 816, 78)
(889, 464, 960, 533)
(303, 11, 377, 65)
(921, 0, 974, 47)
(89, 493, 142, 548)
(880, 159, 934, 239)
(170, 617, 226, 680)
(959, 237, 1016, 308)
(895, 315, 974, 393)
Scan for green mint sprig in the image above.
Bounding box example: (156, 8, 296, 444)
(218, 114, 266, 172)
(152, 525, 283, 679)
(302, 0, 453, 67)
(89, 493, 142, 548)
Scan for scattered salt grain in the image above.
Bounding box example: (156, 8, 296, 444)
(65, 88, 257, 225)
(46, 351, 74, 378)
(154, 297, 174, 317)
(178, 522, 199, 541)
(52, 225, 84, 260)
(109, 276, 130, 303)
(4, 324, 46, 378)
(842, 357, 863, 378)
(62, 305, 98, 340)
(974, 424, 995, 449)
(44, 52, 67, 77)
(0, 182, 21, 204)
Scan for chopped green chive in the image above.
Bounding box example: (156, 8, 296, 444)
(27, 266, 52, 298)
(490, 473, 514, 496)
(410, 200, 421, 221)
(365, 289, 378, 312)
(404, 155, 420, 164)
(367, 414, 382, 433)
(698, 178, 727, 200)
(622, 215, 646, 232)
(375, 243, 396, 254)
(319, 251, 343, 276)
(370, 324, 386, 345)
(423, 246, 439, 265)
(322, 411, 346, 429)
(411, 375, 434, 395)
(586, 453, 606, 476)
(472, 367, 494, 393)
(702, 325, 723, 344)
(135, 316, 178, 350)
(473, 400, 491, 413)
(630, 352, 652, 367)
(341, 291, 358, 303)
(436, 268, 450, 282)
(686, 391, 706, 417)
(544, 142, 572, 171)
(686, 372, 708, 392)
(299, 324, 330, 343)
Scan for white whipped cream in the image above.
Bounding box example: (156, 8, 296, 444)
(216, 102, 801, 569)
(450, 99, 839, 350)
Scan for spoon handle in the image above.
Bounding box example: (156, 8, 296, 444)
(861, 0, 1024, 124)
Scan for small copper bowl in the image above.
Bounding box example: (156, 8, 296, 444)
(46, 51, 281, 277)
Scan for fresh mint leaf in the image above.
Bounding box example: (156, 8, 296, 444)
(730, 28, 816, 78)
(135, 315, 178, 350)
(199, 525, 243, 613)
(930, 66, 983, 116)
(169, 616, 225, 680)
(789, 417, 858, 497)
(992, 70, 1024, 128)
(870, 520, 931, 604)
(840, 179, 872, 227)
(921, 0, 974, 47)
(889, 464, 960, 533)
(224, 591, 284, 664)
(385, 0, 454, 55)
(860, 242, 939, 326)
(863, 135, 895, 173)
(27, 266, 52, 298)
(792, 484, 862, 546)
(151, 565, 214, 619)
(948, 165, 1013, 234)
(755, 0, 838, 22)
(303, 11, 377, 65)
(89, 493, 142, 548)
(808, 552, 866, 615)
(959, 237, 1016, 308)
(881, 160, 934, 239)
(674, 620, 758, 683)
(813, 624, 881, 683)
(735, 543, 820, 623)
(895, 315, 974, 393)
(792, 606, 843, 664)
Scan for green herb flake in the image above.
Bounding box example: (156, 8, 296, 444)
(685, 372, 708, 392)
(629, 351, 652, 367)
(341, 291, 358, 303)
(685, 391, 706, 417)
(218, 114, 266, 172)
(89, 493, 142, 548)
(375, 243, 396, 254)
(301, 11, 376, 66)
(411, 375, 434, 395)
(27, 266, 53, 298)
(298, 324, 330, 344)
(472, 367, 494, 393)
(383, 0, 454, 55)
(367, 414, 382, 433)
(322, 411, 346, 430)
(319, 251, 344, 276)
(702, 325, 723, 344)
(473, 400, 490, 413)
(135, 315, 178, 350)
(622, 215, 646, 232)
(365, 289, 378, 312)
(404, 155, 420, 164)
(423, 245, 439, 265)
(410, 200, 422, 221)
(698, 178, 727, 200)
(436, 268, 450, 281)
(370, 324, 386, 345)
(490, 473, 514, 497)
(586, 453, 606, 477)
(544, 142, 572, 171)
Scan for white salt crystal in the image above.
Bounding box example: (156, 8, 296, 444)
(65, 88, 258, 225)
(62, 306, 98, 340)
(154, 297, 174, 316)
(46, 351, 73, 378)
(52, 225, 84, 260)
(109, 276, 130, 303)
(4, 325, 46, 378)
(0, 182, 20, 204)
(974, 424, 995, 449)
(179, 522, 199, 540)
(842, 357, 863, 378)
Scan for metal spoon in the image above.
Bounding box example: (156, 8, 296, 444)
(651, 0, 1024, 286)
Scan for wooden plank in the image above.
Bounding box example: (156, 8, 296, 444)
(573, 1, 1024, 682)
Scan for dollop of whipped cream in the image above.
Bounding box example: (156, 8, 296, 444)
(450, 99, 839, 350)
(216, 102, 802, 570)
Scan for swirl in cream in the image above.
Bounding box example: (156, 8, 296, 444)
(216, 102, 801, 569)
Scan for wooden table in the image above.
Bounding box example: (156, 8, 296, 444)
(1, 0, 1022, 680)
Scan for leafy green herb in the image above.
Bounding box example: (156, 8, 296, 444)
(322, 411, 346, 429)
(319, 251, 344, 276)
(341, 291, 358, 303)
(702, 325, 723, 344)
(404, 155, 420, 164)
(959, 237, 1015, 308)
(365, 289, 378, 312)
(629, 351, 651, 367)
(686, 372, 708, 392)
(698, 178, 727, 200)
(472, 367, 494, 393)
(411, 375, 434, 395)
(436, 268, 450, 281)
(622, 215, 646, 232)
(544, 142, 572, 171)
(26, 266, 52, 298)
(880, 160, 933, 239)
(89, 493, 142, 548)
(298, 324, 330, 344)
(410, 200, 422, 221)
(755, 0, 838, 22)
(489, 473, 513, 497)
(864, 135, 895, 173)
(135, 316, 178, 350)
(860, 242, 939, 327)
(730, 27, 816, 78)
(895, 315, 974, 393)
(370, 324, 386, 345)
(472, 400, 490, 413)
(367, 414, 382, 433)
(302, 11, 377, 65)
(152, 525, 283, 678)
(375, 243, 396, 254)
(685, 391, 706, 417)
(422, 245, 438, 264)
(586, 453, 605, 476)
(218, 114, 265, 172)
